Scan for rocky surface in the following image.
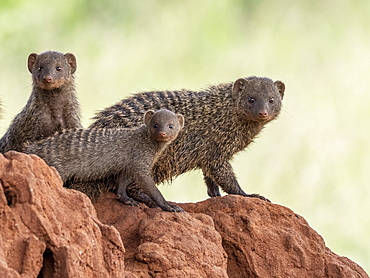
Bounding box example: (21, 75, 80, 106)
(0, 151, 368, 278)
(94, 195, 228, 278)
(95, 193, 368, 278)
(182, 197, 368, 278)
(0, 151, 129, 278)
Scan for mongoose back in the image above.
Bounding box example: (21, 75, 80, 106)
(25, 109, 185, 212)
(0, 51, 82, 153)
(90, 76, 285, 201)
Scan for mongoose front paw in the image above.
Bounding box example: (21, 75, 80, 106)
(161, 203, 185, 212)
(117, 195, 139, 206)
(170, 203, 185, 212)
(246, 193, 271, 203)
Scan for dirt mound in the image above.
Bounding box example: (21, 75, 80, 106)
(94, 193, 368, 278)
(0, 151, 129, 278)
(94, 195, 228, 278)
(0, 151, 368, 277)
(182, 196, 368, 277)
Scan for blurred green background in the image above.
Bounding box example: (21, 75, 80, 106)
(1, 0, 369, 273)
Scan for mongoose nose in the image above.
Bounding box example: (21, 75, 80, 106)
(43, 76, 52, 83)
(258, 112, 268, 118)
(158, 131, 166, 137)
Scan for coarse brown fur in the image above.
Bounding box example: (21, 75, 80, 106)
(90, 76, 285, 201)
(25, 109, 185, 212)
(0, 51, 82, 153)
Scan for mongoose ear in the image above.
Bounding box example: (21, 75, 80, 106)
(274, 81, 285, 99)
(177, 114, 185, 129)
(64, 53, 77, 74)
(27, 53, 38, 73)
(144, 110, 155, 126)
(232, 78, 247, 100)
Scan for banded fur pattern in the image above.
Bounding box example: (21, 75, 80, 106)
(0, 51, 81, 153)
(91, 76, 285, 200)
(25, 109, 185, 212)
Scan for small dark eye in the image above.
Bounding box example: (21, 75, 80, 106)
(56, 66, 61, 71)
(153, 124, 159, 128)
(248, 98, 255, 103)
(38, 67, 43, 71)
(269, 98, 274, 103)
(169, 124, 173, 129)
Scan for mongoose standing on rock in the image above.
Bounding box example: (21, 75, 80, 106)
(25, 109, 185, 212)
(91, 76, 285, 202)
(0, 51, 82, 153)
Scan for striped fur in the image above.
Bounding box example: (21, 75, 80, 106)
(25, 109, 184, 212)
(91, 76, 285, 200)
(0, 51, 81, 153)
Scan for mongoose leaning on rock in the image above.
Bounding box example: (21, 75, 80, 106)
(90, 76, 285, 202)
(0, 51, 82, 153)
(25, 109, 185, 212)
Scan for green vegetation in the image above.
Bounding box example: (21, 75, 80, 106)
(1, 0, 369, 273)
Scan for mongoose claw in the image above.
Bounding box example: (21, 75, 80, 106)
(207, 186, 221, 198)
(169, 203, 185, 213)
(161, 203, 185, 212)
(246, 193, 271, 203)
(117, 195, 139, 207)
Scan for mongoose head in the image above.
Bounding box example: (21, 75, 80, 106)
(144, 109, 185, 142)
(232, 76, 285, 123)
(28, 51, 77, 90)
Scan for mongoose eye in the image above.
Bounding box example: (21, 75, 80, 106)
(154, 124, 159, 128)
(248, 98, 255, 103)
(56, 66, 62, 71)
(269, 98, 274, 103)
(38, 67, 43, 72)
(169, 125, 173, 129)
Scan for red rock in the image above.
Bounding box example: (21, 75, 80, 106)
(1, 151, 368, 278)
(94, 193, 368, 278)
(94, 194, 228, 277)
(0, 151, 128, 278)
(182, 195, 369, 278)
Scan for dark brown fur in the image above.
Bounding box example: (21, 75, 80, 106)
(90, 76, 285, 202)
(0, 51, 81, 153)
(25, 109, 185, 212)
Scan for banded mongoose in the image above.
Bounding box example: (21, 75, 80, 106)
(90, 76, 285, 202)
(0, 51, 82, 153)
(25, 109, 185, 212)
